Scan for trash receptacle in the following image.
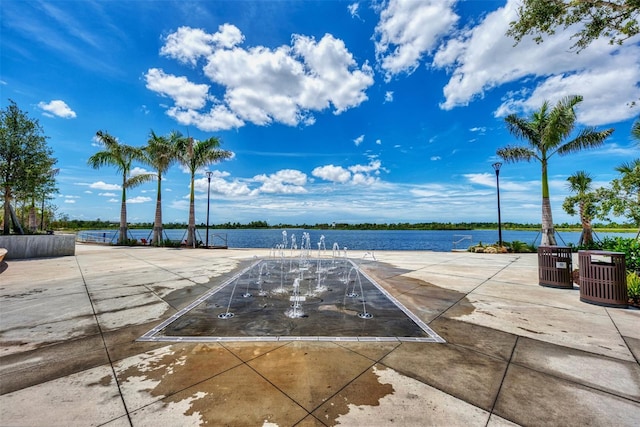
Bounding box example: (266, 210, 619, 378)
(579, 251, 627, 308)
(538, 246, 573, 288)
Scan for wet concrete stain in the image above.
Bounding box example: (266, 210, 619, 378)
(115, 341, 402, 426)
(314, 365, 395, 425)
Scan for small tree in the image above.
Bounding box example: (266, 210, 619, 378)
(563, 171, 598, 246)
(88, 131, 153, 244)
(598, 158, 640, 237)
(1, 100, 57, 235)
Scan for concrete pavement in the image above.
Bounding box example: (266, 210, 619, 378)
(0, 244, 639, 426)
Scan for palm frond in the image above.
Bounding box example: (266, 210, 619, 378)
(126, 172, 156, 189)
(557, 127, 614, 155)
(496, 145, 537, 163)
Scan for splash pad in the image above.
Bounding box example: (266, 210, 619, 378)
(140, 233, 444, 343)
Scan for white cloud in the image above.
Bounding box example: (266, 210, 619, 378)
(160, 24, 244, 65)
(312, 160, 382, 185)
(493, 51, 640, 126)
(130, 167, 151, 177)
(148, 25, 374, 131)
(144, 68, 210, 110)
(89, 181, 120, 190)
(433, 0, 640, 125)
(98, 192, 116, 197)
(127, 196, 152, 204)
(430, 156, 441, 161)
(252, 169, 308, 194)
(353, 134, 365, 146)
(64, 199, 76, 204)
(374, 0, 458, 81)
(348, 3, 360, 19)
(312, 165, 352, 183)
(37, 100, 76, 118)
(384, 91, 394, 102)
(376, 139, 382, 145)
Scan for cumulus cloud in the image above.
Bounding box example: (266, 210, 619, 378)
(374, 0, 458, 81)
(38, 100, 76, 118)
(144, 68, 210, 110)
(89, 181, 120, 190)
(127, 196, 152, 204)
(384, 91, 394, 102)
(147, 25, 374, 131)
(311, 165, 351, 183)
(160, 24, 244, 65)
(312, 159, 382, 185)
(353, 134, 365, 146)
(432, 0, 640, 125)
(252, 169, 308, 194)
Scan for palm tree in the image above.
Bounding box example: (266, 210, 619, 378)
(563, 171, 597, 246)
(497, 95, 614, 246)
(88, 131, 153, 244)
(141, 130, 180, 246)
(177, 135, 232, 247)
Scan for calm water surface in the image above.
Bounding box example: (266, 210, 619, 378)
(78, 228, 637, 252)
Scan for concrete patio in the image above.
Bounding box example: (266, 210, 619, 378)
(0, 244, 638, 426)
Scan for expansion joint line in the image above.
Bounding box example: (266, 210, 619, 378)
(605, 308, 640, 366)
(431, 256, 521, 323)
(74, 256, 133, 427)
(487, 336, 519, 426)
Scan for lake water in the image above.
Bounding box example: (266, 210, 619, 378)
(77, 228, 638, 252)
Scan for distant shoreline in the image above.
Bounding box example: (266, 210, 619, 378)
(50, 220, 638, 234)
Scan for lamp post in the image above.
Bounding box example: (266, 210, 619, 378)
(205, 171, 213, 248)
(492, 162, 503, 248)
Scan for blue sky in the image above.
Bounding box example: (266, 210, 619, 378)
(2, 0, 638, 226)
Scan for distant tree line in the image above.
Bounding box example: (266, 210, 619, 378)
(50, 218, 636, 232)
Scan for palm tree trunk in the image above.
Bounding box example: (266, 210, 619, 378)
(540, 162, 557, 246)
(578, 201, 593, 246)
(119, 176, 127, 244)
(152, 175, 162, 246)
(187, 173, 196, 247)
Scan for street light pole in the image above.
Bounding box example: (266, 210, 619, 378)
(205, 171, 213, 248)
(492, 162, 503, 248)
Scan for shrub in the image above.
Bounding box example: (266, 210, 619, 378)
(595, 237, 640, 271)
(627, 271, 640, 305)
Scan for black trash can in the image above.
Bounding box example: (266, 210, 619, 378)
(538, 246, 573, 288)
(579, 250, 627, 308)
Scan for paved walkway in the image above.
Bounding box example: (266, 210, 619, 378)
(0, 244, 638, 426)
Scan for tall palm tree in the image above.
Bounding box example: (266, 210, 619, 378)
(563, 171, 596, 246)
(177, 136, 232, 247)
(497, 95, 614, 246)
(141, 130, 180, 245)
(88, 131, 152, 244)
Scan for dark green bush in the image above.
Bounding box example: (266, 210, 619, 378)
(595, 237, 640, 271)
